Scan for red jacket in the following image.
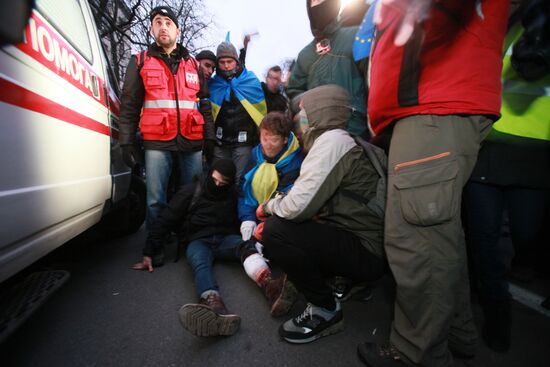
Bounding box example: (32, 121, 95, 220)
(368, 0, 508, 135)
(139, 51, 204, 141)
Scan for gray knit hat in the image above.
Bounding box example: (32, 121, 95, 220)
(216, 42, 238, 62)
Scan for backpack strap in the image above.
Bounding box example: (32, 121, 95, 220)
(136, 50, 147, 73)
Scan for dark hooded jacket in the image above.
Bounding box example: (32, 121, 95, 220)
(286, 1, 367, 136)
(143, 175, 239, 257)
(263, 85, 384, 258)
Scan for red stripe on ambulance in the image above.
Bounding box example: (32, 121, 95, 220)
(0, 77, 110, 136)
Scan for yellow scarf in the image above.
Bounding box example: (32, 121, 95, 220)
(251, 134, 300, 203)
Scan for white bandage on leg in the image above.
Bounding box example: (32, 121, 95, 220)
(243, 253, 270, 286)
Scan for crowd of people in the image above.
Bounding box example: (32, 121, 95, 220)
(118, 1, 549, 366)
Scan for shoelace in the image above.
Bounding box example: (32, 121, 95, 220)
(295, 303, 313, 323)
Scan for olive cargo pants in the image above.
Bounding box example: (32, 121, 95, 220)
(385, 115, 492, 366)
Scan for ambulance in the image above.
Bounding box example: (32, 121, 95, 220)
(0, 0, 145, 283)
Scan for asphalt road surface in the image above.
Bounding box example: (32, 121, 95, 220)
(1, 227, 549, 367)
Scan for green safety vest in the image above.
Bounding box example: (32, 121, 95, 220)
(493, 24, 550, 141)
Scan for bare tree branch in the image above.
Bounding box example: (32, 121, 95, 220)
(89, 0, 212, 85)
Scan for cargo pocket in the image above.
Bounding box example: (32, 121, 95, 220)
(140, 112, 168, 135)
(394, 157, 459, 226)
(143, 70, 166, 89)
(185, 111, 204, 140)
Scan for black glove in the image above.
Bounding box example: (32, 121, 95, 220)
(122, 145, 137, 168)
(203, 139, 216, 164)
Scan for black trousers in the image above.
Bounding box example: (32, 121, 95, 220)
(262, 216, 384, 309)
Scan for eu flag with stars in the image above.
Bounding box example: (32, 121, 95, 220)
(352, 0, 377, 62)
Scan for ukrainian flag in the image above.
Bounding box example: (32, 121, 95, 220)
(209, 67, 267, 126)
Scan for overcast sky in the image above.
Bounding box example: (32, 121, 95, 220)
(198, 0, 313, 80)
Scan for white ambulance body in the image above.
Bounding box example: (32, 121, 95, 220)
(0, 0, 143, 283)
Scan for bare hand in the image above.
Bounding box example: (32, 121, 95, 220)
(374, 0, 432, 46)
(132, 256, 154, 272)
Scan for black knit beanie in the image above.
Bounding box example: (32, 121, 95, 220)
(211, 159, 236, 182)
(196, 50, 216, 62)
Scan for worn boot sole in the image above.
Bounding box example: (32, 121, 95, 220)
(271, 278, 299, 317)
(178, 304, 241, 337)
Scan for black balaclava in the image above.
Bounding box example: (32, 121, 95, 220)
(306, 0, 340, 40)
(204, 159, 236, 199)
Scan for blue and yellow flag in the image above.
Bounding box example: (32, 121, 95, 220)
(209, 67, 267, 126)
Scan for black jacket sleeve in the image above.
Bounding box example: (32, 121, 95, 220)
(239, 47, 247, 67)
(142, 182, 196, 257)
(200, 99, 216, 141)
(119, 55, 145, 146)
(196, 68, 215, 141)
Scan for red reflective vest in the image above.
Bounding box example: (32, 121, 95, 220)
(138, 51, 204, 141)
(368, 0, 508, 135)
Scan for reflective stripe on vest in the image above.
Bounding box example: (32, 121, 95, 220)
(493, 25, 550, 142)
(143, 100, 197, 109)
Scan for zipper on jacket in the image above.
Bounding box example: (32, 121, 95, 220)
(161, 54, 181, 136)
(394, 152, 451, 172)
(173, 72, 180, 135)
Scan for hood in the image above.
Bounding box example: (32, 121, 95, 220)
(301, 84, 351, 151)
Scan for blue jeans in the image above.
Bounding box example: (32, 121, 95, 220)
(145, 149, 202, 229)
(185, 234, 243, 296)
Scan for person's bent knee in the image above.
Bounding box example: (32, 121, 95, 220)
(262, 216, 282, 248)
(262, 216, 292, 258)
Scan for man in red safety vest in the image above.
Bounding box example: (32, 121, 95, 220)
(119, 6, 215, 270)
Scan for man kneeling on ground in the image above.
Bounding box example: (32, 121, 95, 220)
(257, 85, 386, 344)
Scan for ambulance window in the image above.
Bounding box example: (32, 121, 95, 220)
(36, 0, 93, 63)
